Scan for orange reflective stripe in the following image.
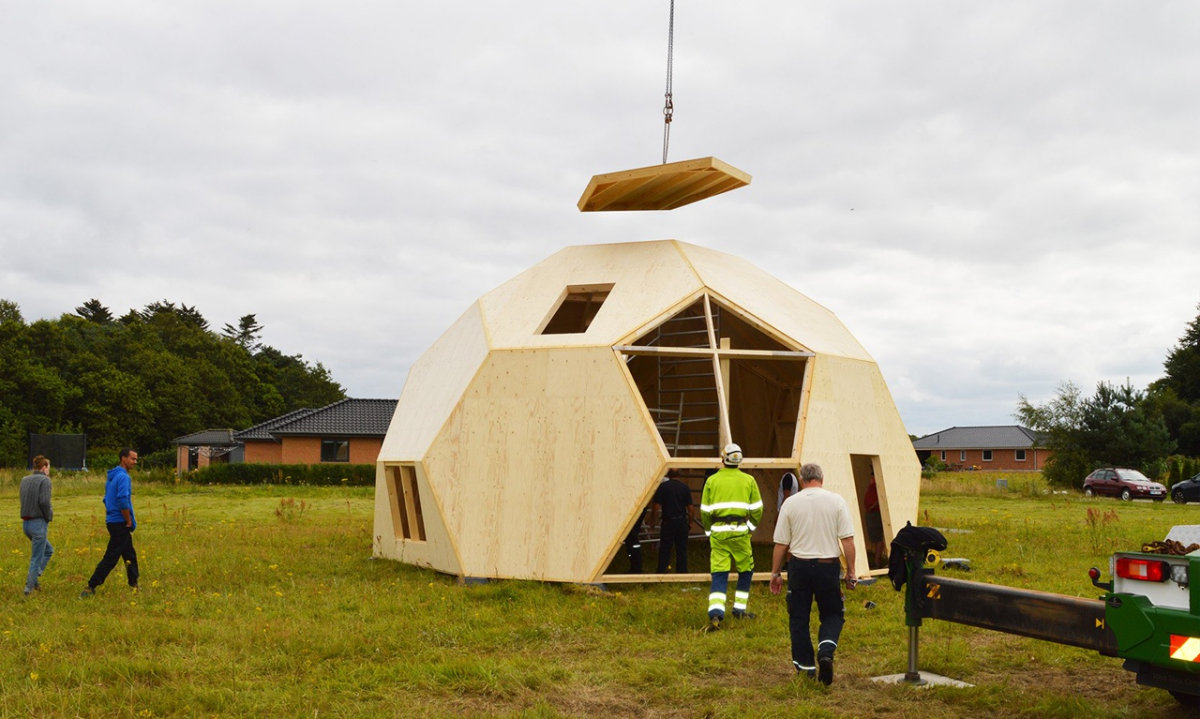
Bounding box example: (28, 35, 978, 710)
(1169, 635, 1200, 662)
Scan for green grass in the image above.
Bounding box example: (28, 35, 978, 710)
(0, 471, 1192, 717)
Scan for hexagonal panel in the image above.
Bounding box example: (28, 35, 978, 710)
(577, 157, 751, 212)
(422, 346, 665, 582)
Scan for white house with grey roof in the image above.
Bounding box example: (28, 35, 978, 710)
(912, 426, 1050, 471)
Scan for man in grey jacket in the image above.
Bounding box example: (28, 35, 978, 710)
(19, 455, 54, 596)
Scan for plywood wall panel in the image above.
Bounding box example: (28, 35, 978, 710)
(422, 347, 665, 582)
(798, 356, 920, 576)
(480, 242, 703, 350)
(372, 462, 462, 575)
(680, 244, 872, 361)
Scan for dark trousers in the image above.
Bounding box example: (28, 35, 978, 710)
(786, 557, 845, 673)
(624, 530, 643, 574)
(657, 518, 690, 573)
(88, 522, 139, 589)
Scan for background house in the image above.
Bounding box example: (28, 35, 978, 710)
(912, 425, 1050, 471)
(174, 399, 397, 474)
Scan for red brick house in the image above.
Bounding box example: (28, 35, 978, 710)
(174, 399, 398, 475)
(912, 425, 1051, 471)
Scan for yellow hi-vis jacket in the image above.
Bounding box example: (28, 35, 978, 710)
(700, 467, 764, 536)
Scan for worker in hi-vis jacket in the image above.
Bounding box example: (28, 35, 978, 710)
(700, 443, 763, 630)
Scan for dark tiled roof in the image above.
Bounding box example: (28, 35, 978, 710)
(912, 426, 1046, 450)
(268, 398, 397, 437)
(234, 408, 316, 441)
(173, 428, 237, 446)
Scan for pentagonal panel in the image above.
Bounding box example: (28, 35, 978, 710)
(680, 243, 872, 361)
(479, 242, 704, 349)
(422, 346, 665, 582)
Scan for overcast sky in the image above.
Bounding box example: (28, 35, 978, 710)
(2, 2, 1198, 438)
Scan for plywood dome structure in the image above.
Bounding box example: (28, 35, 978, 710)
(374, 240, 919, 583)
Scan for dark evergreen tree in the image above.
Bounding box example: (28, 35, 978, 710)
(74, 299, 114, 324)
(222, 314, 264, 352)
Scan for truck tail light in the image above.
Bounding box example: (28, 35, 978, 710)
(1115, 557, 1169, 582)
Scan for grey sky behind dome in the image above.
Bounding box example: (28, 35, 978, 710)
(2, 2, 1199, 439)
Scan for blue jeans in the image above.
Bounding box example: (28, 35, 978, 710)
(786, 558, 845, 673)
(23, 518, 54, 591)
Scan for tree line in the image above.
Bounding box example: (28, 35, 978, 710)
(1016, 304, 1200, 486)
(0, 299, 346, 467)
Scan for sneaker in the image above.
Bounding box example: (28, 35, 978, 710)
(731, 610, 757, 620)
(79, 587, 95, 599)
(818, 656, 834, 686)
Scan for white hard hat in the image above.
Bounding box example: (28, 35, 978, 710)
(722, 443, 743, 466)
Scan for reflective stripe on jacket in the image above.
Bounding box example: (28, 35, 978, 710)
(700, 467, 763, 536)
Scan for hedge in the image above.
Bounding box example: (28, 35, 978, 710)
(187, 463, 376, 486)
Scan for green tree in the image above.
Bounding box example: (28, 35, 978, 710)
(74, 299, 114, 324)
(1016, 380, 1175, 487)
(1163, 304, 1200, 403)
(0, 299, 346, 466)
(1155, 304, 1200, 456)
(222, 314, 264, 352)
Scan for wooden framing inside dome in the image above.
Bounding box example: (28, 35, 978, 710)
(577, 156, 751, 212)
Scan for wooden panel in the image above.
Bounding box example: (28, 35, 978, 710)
(423, 347, 666, 583)
(797, 355, 921, 578)
(578, 157, 751, 212)
(479, 241, 703, 349)
(379, 302, 490, 462)
(372, 462, 463, 575)
(679, 244, 873, 361)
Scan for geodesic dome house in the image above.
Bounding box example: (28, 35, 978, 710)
(374, 240, 919, 583)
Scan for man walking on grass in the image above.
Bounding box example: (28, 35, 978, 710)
(20, 455, 54, 596)
(82, 448, 140, 597)
(700, 443, 763, 629)
(770, 462, 857, 685)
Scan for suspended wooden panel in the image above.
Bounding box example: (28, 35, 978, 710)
(578, 156, 751, 212)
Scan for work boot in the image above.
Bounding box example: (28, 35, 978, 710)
(79, 586, 96, 599)
(818, 656, 834, 686)
(705, 613, 722, 633)
(731, 610, 757, 620)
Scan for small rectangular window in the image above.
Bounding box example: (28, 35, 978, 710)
(320, 439, 349, 462)
(960, 450, 966, 462)
(387, 465, 426, 541)
(940, 451, 946, 461)
(540, 284, 614, 335)
(982, 450, 993, 462)
(1016, 449, 1027, 462)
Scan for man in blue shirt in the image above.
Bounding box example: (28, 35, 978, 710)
(81, 448, 140, 597)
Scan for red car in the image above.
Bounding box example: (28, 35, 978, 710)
(1083, 468, 1167, 501)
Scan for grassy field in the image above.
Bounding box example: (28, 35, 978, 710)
(1, 469, 1196, 718)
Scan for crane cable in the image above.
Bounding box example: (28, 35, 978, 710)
(661, 0, 675, 164)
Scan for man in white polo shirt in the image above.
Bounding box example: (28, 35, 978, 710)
(769, 462, 857, 685)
